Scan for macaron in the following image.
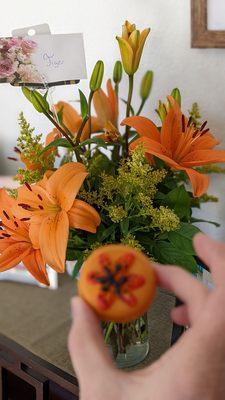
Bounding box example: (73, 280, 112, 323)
(78, 244, 157, 323)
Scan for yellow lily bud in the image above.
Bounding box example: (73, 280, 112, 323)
(117, 21, 150, 76)
(122, 20, 136, 40)
(90, 60, 104, 92)
(113, 60, 123, 84)
(140, 71, 153, 100)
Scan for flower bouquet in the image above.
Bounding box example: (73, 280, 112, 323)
(1, 21, 225, 368)
(0, 37, 40, 84)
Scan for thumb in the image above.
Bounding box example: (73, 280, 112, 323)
(68, 297, 114, 385)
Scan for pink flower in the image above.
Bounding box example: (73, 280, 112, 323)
(17, 63, 41, 83)
(20, 39, 37, 55)
(0, 58, 16, 78)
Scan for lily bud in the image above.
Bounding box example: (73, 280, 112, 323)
(22, 87, 50, 113)
(140, 71, 153, 100)
(113, 61, 123, 84)
(117, 20, 150, 76)
(156, 100, 167, 123)
(171, 88, 181, 106)
(90, 60, 104, 92)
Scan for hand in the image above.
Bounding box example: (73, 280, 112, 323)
(68, 234, 225, 400)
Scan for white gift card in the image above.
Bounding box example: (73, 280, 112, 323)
(27, 33, 87, 84)
(0, 32, 87, 87)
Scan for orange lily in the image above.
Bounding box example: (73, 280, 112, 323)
(54, 79, 118, 142)
(14, 162, 101, 273)
(0, 189, 49, 285)
(122, 98, 225, 197)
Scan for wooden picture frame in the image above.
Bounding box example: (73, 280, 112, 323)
(191, 0, 225, 48)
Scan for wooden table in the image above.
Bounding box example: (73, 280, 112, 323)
(0, 334, 79, 400)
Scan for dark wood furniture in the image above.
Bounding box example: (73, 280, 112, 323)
(191, 0, 225, 48)
(0, 334, 79, 400)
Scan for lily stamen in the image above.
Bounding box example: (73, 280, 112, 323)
(201, 128, 210, 136)
(3, 210, 10, 220)
(200, 121, 208, 131)
(25, 182, 32, 192)
(181, 114, 186, 132)
(18, 203, 32, 210)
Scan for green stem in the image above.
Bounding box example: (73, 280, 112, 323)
(88, 91, 94, 139)
(125, 75, 134, 156)
(115, 83, 119, 100)
(33, 95, 76, 150)
(136, 99, 146, 116)
(104, 322, 114, 344)
(75, 115, 89, 146)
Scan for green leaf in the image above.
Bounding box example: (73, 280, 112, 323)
(57, 106, 64, 125)
(41, 138, 73, 154)
(121, 99, 135, 116)
(158, 185, 191, 219)
(66, 249, 83, 261)
(190, 217, 220, 227)
(135, 233, 154, 253)
(168, 223, 200, 255)
(99, 224, 117, 241)
(79, 89, 88, 119)
(153, 241, 198, 274)
(69, 235, 86, 247)
(76, 137, 108, 149)
(120, 219, 129, 236)
(72, 257, 84, 279)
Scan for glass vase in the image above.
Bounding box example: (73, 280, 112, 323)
(103, 313, 150, 369)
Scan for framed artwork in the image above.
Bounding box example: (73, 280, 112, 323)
(191, 0, 225, 48)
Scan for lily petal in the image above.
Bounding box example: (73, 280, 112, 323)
(93, 88, 113, 127)
(0, 242, 31, 271)
(116, 36, 134, 75)
(54, 101, 82, 134)
(133, 28, 150, 72)
(182, 150, 225, 167)
(46, 162, 88, 211)
(130, 137, 180, 169)
(185, 168, 209, 197)
(193, 133, 220, 150)
(68, 199, 101, 233)
(106, 79, 118, 125)
(39, 211, 69, 273)
(161, 106, 182, 155)
(23, 250, 50, 286)
(122, 116, 160, 142)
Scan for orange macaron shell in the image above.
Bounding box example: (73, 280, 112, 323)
(78, 244, 157, 323)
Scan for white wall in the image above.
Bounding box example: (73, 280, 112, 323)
(1, 0, 225, 239)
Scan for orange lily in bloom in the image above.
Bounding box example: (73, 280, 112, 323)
(54, 79, 118, 142)
(14, 162, 101, 272)
(0, 189, 49, 285)
(122, 98, 225, 197)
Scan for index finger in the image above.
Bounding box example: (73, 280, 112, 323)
(194, 233, 225, 287)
